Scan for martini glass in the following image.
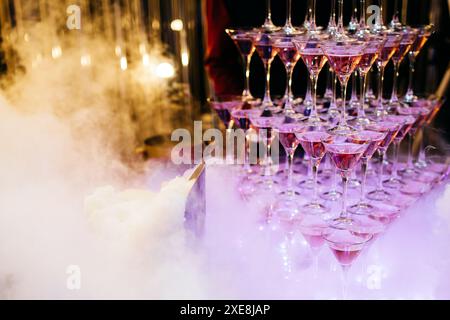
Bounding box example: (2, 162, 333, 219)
(323, 136, 369, 222)
(397, 107, 430, 178)
(382, 115, 416, 189)
(252, 32, 278, 111)
(404, 25, 435, 104)
(272, 36, 302, 118)
(296, 131, 333, 214)
(298, 212, 329, 276)
(252, 33, 279, 113)
(347, 130, 386, 215)
(322, 39, 366, 135)
(374, 31, 402, 118)
(354, 34, 386, 127)
(293, 36, 328, 125)
(365, 121, 401, 201)
(250, 115, 285, 192)
(262, 0, 279, 32)
(225, 29, 259, 104)
(208, 95, 243, 129)
(304, 0, 319, 34)
(389, 28, 418, 110)
(231, 108, 262, 176)
(323, 226, 373, 299)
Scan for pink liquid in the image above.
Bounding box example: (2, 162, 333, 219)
(301, 231, 325, 250)
(276, 45, 301, 66)
(330, 247, 362, 266)
(392, 42, 412, 63)
(328, 144, 365, 171)
(366, 123, 400, 150)
(326, 54, 362, 80)
(358, 51, 378, 74)
(279, 132, 300, 151)
(348, 132, 384, 158)
(255, 44, 277, 62)
(297, 132, 332, 159)
(300, 51, 328, 76)
(378, 45, 398, 67)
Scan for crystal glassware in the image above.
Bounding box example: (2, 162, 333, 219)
(382, 115, 416, 189)
(208, 95, 243, 129)
(347, 130, 386, 215)
(225, 29, 259, 104)
(296, 131, 333, 214)
(262, 0, 279, 32)
(293, 35, 328, 125)
(323, 225, 373, 299)
(389, 27, 418, 110)
(272, 35, 302, 118)
(323, 135, 369, 222)
(365, 121, 401, 201)
(404, 25, 435, 103)
(354, 34, 386, 127)
(252, 32, 279, 113)
(270, 123, 306, 219)
(374, 31, 402, 118)
(397, 106, 430, 178)
(322, 39, 366, 135)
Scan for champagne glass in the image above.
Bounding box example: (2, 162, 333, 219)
(404, 25, 435, 104)
(225, 29, 259, 104)
(374, 31, 402, 118)
(397, 106, 430, 178)
(389, 28, 418, 110)
(296, 131, 333, 214)
(322, 39, 366, 135)
(365, 121, 401, 201)
(382, 115, 416, 189)
(208, 95, 243, 129)
(323, 135, 369, 223)
(347, 130, 386, 215)
(262, 0, 279, 32)
(293, 36, 329, 125)
(252, 32, 279, 112)
(354, 34, 386, 127)
(270, 123, 306, 220)
(271, 35, 302, 118)
(323, 226, 373, 299)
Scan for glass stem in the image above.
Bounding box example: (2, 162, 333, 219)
(341, 173, 349, 219)
(392, 141, 400, 180)
(310, 75, 319, 120)
(407, 133, 413, 169)
(351, 71, 358, 102)
(287, 151, 294, 193)
(263, 61, 272, 105)
(406, 54, 416, 101)
(339, 80, 349, 129)
(359, 72, 367, 120)
(311, 0, 317, 30)
(312, 161, 319, 202)
(360, 158, 368, 202)
(265, 0, 273, 24)
(285, 66, 294, 113)
(390, 62, 400, 103)
(332, 72, 337, 107)
(243, 54, 252, 99)
(378, 151, 385, 191)
(337, 0, 344, 35)
(377, 66, 385, 117)
(359, 0, 366, 28)
(285, 0, 292, 27)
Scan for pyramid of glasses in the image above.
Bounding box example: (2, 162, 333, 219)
(210, 1, 448, 288)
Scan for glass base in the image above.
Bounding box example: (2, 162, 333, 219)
(348, 202, 375, 215)
(403, 93, 418, 104)
(366, 189, 391, 201)
(328, 124, 356, 136)
(270, 198, 302, 221)
(298, 178, 319, 190)
(256, 177, 280, 193)
(302, 202, 329, 215)
(320, 190, 342, 201)
(414, 159, 428, 169)
(348, 179, 361, 189)
(383, 177, 404, 189)
(279, 189, 302, 199)
(398, 167, 419, 179)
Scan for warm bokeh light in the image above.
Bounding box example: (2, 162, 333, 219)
(155, 62, 175, 78)
(170, 19, 184, 31)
